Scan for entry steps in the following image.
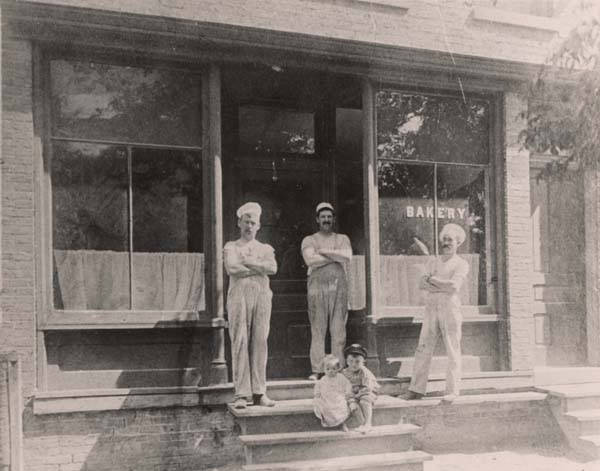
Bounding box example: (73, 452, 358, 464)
(538, 383, 600, 459)
(229, 394, 432, 471)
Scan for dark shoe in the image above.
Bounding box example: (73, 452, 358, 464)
(253, 394, 276, 407)
(401, 390, 424, 401)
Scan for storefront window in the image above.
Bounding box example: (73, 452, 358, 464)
(376, 90, 491, 307)
(50, 59, 204, 312)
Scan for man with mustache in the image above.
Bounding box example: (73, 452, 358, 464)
(402, 223, 469, 403)
(301, 202, 352, 381)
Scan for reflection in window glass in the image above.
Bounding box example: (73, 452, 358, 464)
(51, 60, 201, 146)
(52, 142, 131, 310)
(378, 163, 435, 307)
(376, 91, 489, 164)
(131, 149, 204, 311)
(238, 106, 315, 154)
(437, 165, 487, 305)
(132, 149, 203, 253)
(50, 59, 204, 312)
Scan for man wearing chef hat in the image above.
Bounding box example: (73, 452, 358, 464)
(301, 202, 353, 381)
(224, 202, 278, 409)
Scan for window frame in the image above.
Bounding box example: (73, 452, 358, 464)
(372, 85, 501, 319)
(36, 49, 222, 330)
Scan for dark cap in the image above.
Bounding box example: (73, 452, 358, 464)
(343, 343, 367, 359)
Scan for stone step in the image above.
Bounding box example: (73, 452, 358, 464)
(242, 450, 432, 471)
(230, 395, 413, 434)
(230, 392, 547, 435)
(389, 355, 490, 377)
(577, 434, 600, 459)
(241, 424, 419, 465)
(564, 409, 600, 435)
(537, 383, 600, 411)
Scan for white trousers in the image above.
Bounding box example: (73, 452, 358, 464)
(307, 263, 348, 373)
(409, 299, 462, 396)
(227, 277, 272, 399)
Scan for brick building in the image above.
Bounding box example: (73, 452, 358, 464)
(0, 0, 595, 469)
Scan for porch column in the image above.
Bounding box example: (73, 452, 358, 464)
(203, 64, 228, 384)
(502, 92, 535, 371)
(584, 165, 600, 365)
(362, 78, 381, 374)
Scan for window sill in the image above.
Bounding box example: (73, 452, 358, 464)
(471, 7, 562, 33)
(33, 386, 201, 415)
(41, 310, 226, 330)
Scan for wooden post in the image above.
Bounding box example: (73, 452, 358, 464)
(203, 64, 228, 384)
(362, 78, 381, 375)
(0, 353, 23, 471)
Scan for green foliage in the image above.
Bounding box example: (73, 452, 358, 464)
(520, 1, 600, 176)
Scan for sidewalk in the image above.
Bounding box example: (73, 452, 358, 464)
(426, 444, 599, 471)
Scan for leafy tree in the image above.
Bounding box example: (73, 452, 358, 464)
(519, 1, 600, 177)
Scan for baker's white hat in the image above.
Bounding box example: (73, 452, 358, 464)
(236, 202, 262, 219)
(315, 202, 334, 214)
(440, 223, 466, 246)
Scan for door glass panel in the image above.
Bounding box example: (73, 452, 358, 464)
(238, 106, 315, 155)
(237, 166, 322, 280)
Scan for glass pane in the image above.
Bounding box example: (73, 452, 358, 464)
(336, 108, 362, 162)
(131, 148, 205, 311)
(238, 106, 315, 155)
(378, 162, 435, 306)
(51, 60, 201, 146)
(376, 91, 489, 164)
(52, 142, 130, 310)
(437, 165, 487, 305)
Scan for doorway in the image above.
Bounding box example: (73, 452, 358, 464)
(222, 65, 362, 378)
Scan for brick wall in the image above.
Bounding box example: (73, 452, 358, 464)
(1, 31, 36, 397)
(23, 405, 243, 471)
(503, 92, 535, 371)
(20, 0, 558, 65)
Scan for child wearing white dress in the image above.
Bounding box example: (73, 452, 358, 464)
(313, 355, 356, 431)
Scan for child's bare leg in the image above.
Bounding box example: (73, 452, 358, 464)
(341, 422, 349, 432)
(358, 399, 373, 432)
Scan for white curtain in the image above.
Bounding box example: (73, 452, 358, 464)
(54, 250, 205, 311)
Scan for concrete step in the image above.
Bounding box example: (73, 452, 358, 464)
(230, 392, 548, 435)
(577, 434, 600, 459)
(241, 424, 419, 465)
(564, 409, 600, 435)
(537, 383, 600, 411)
(230, 394, 412, 434)
(389, 355, 490, 377)
(242, 450, 432, 471)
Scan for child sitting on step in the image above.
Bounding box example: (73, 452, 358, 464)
(342, 344, 379, 432)
(313, 355, 355, 431)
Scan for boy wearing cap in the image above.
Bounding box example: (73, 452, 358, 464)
(301, 203, 352, 381)
(342, 343, 379, 431)
(224, 202, 278, 409)
(403, 223, 469, 403)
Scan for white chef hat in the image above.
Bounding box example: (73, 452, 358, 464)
(236, 202, 262, 219)
(439, 223, 466, 246)
(315, 202, 334, 215)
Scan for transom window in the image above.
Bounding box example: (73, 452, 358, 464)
(49, 59, 204, 312)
